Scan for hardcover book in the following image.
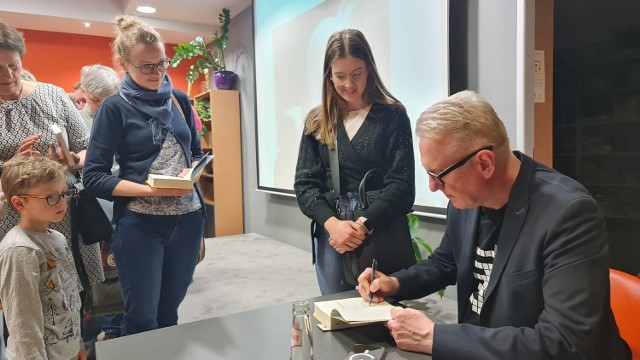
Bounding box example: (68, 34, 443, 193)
(49, 123, 76, 167)
(146, 154, 214, 189)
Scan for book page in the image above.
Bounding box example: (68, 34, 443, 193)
(331, 298, 394, 322)
(186, 154, 213, 180)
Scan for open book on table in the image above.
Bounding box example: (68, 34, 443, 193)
(145, 153, 214, 189)
(313, 297, 397, 331)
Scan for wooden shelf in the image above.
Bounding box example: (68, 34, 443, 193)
(191, 90, 244, 237)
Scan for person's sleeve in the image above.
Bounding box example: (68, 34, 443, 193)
(58, 87, 90, 153)
(293, 129, 335, 225)
(82, 101, 124, 201)
(0, 247, 47, 359)
(362, 107, 415, 227)
(431, 197, 611, 359)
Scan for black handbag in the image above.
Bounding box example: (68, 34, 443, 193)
(83, 239, 125, 316)
(69, 175, 124, 316)
(337, 169, 416, 285)
(71, 175, 114, 245)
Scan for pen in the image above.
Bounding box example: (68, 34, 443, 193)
(369, 258, 377, 306)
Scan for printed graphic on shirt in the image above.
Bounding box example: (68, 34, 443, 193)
(40, 243, 82, 347)
(469, 245, 497, 315)
(44, 251, 58, 270)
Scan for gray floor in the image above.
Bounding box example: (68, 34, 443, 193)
(178, 232, 457, 326)
(178, 232, 321, 324)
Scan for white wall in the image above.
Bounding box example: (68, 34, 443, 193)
(227, 1, 533, 297)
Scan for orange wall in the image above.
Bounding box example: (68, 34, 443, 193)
(18, 28, 196, 95)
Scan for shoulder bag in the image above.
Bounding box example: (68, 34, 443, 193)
(329, 139, 416, 286)
(70, 177, 125, 316)
(171, 93, 206, 264)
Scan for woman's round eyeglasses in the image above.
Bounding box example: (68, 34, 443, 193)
(126, 59, 171, 74)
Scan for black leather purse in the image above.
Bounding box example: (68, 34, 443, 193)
(71, 174, 114, 245)
(336, 169, 416, 285)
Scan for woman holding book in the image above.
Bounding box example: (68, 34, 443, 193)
(82, 15, 205, 336)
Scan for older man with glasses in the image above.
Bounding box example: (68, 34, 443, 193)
(357, 90, 631, 359)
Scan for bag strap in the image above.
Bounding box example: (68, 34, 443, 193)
(170, 93, 186, 122)
(358, 168, 384, 209)
(329, 139, 340, 195)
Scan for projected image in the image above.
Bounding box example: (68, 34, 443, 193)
(255, 0, 449, 215)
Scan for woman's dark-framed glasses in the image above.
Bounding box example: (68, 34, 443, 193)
(126, 59, 171, 74)
(426, 145, 494, 186)
(19, 189, 77, 206)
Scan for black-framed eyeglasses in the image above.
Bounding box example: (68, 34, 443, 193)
(126, 59, 171, 74)
(19, 190, 77, 206)
(426, 145, 494, 186)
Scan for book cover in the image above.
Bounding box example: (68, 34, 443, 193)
(312, 297, 396, 331)
(49, 123, 75, 167)
(145, 154, 214, 189)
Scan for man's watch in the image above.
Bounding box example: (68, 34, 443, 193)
(357, 216, 374, 235)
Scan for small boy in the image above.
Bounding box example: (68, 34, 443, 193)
(0, 156, 85, 360)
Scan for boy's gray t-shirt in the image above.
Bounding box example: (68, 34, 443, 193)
(0, 227, 83, 360)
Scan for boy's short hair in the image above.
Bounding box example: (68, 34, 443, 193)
(1, 156, 67, 211)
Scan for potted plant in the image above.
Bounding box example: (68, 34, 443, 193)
(171, 8, 237, 90)
(194, 99, 211, 147)
(407, 214, 444, 297)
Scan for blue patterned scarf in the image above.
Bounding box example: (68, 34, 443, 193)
(120, 73, 174, 145)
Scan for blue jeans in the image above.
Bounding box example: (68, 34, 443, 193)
(112, 210, 203, 335)
(314, 194, 363, 295)
(101, 314, 122, 335)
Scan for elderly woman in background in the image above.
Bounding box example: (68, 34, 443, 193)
(79, 64, 121, 131)
(0, 21, 103, 284)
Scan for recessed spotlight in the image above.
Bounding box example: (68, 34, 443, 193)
(83, 22, 92, 28)
(136, 5, 156, 14)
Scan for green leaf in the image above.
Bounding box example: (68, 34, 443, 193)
(170, 8, 233, 78)
(407, 213, 445, 298)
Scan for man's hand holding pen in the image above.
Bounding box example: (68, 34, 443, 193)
(357, 264, 435, 354)
(357, 266, 401, 304)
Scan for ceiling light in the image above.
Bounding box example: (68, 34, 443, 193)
(136, 5, 156, 14)
(83, 22, 91, 28)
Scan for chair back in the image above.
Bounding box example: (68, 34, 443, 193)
(610, 268, 640, 359)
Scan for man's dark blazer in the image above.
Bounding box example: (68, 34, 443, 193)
(393, 152, 630, 359)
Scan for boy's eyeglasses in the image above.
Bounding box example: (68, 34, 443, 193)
(126, 59, 171, 74)
(19, 190, 77, 206)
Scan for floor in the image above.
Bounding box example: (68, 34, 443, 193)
(178, 232, 321, 324)
(178, 232, 457, 325)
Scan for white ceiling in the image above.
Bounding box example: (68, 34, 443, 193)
(0, 0, 252, 44)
